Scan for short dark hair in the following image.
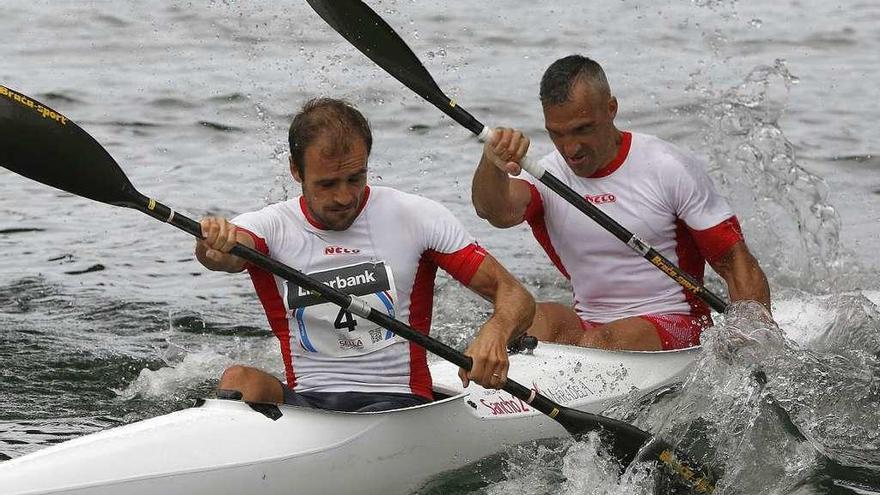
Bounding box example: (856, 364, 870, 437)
(288, 98, 373, 177)
(539, 55, 610, 106)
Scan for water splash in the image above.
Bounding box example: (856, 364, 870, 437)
(117, 334, 281, 402)
(615, 300, 880, 493)
(116, 349, 233, 401)
(419, 434, 655, 495)
(699, 60, 843, 291)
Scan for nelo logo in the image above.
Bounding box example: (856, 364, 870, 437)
(324, 246, 361, 255)
(585, 193, 616, 204)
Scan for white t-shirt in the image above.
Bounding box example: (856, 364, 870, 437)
(233, 186, 486, 399)
(519, 131, 743, 323)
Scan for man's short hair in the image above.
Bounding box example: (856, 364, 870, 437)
(288, 98, 373, 176)
(539, 55, 611, 106)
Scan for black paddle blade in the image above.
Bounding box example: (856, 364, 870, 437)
(635, 437, 719, 494)
(555, 407, 653, 466)
(0, 85, 140, 207)
(306, 0, 485, 135)
(559, 408, 718, 493)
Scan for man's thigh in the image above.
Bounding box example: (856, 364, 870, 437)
(529, 302, 663, 350)
(529, 302, 585, 345)
(580, 317, 663, 351)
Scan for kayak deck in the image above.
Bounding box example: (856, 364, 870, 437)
(0, 344, 699, 495)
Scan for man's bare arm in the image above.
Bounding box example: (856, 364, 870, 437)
(471, 128, 534, 228)
(457, 253, 535, 389)
(709, 241, 771, 312)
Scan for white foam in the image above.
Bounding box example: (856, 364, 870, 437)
(773, 296, 836, 344)
(118, 338, 282, 400)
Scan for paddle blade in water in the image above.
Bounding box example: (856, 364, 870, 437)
(635, 437, 719, 494)
(554, 407, 652, 465)
(0, 85, 139, 207)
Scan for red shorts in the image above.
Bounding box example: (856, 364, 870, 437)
(580, 314, 712, 350)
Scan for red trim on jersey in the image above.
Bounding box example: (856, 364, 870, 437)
(404, 243, 488, 401)
(639, 313, 709, 350)
(299, 186, 372, 230)
(235, 227, 264, 271)
(423, 243, 487, 286)
(589, 131, 632, 179)
(522, 181, 571, 279)
(521, 178, 544, 224)
(237, 227, 297, 388)
(407, 256, 437, 401)
(674, 220, 711, 319)
(690, 216, 744, 263)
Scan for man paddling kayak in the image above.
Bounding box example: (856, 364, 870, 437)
(197, 98, 534, 411)
(472, 55, 770, 351)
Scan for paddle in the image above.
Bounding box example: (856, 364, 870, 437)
(0, 86, 715, 491)
(305, 0, 729, 316)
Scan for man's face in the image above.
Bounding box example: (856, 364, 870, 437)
(543, 79, 619, 177)
(292, 134, 368, 231)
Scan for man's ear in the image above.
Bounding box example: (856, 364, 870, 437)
(608, 96, 618, 120)
(290, 155, 303, 184)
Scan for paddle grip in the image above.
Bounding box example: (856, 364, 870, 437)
(477, 127, 546, 179)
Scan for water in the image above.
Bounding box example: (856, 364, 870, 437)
(1, 0, 879, 493)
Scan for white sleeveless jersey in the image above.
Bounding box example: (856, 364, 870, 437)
(233, 186, 486, 399)
(520, 131, 743, 323)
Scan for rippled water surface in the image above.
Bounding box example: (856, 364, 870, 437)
(1, 1, 879, 493)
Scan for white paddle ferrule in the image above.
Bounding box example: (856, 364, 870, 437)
(346, 296, 371, 319)
(479, 127, 546, 180)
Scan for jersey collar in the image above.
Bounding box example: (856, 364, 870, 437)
(588, 131, 632, 179)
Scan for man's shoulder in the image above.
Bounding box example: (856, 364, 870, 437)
(369, 186, 464, 233)
(630, 132, 699, 166)
(628, 132, 709, 180)
(370, 185, 444, 210)
(234, 198, 299, 225)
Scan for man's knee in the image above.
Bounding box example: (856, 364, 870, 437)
(219, 365, 258, 387)
(531, 302, 582, 344)
(218, 365, 283, 403)
(578, 326, 614, 349)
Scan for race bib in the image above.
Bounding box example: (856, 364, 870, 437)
(284, 261, 400, 357)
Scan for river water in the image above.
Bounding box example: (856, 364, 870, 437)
(1, 1, 878, 493)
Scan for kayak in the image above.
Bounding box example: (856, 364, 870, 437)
(0, 343, 699, 495)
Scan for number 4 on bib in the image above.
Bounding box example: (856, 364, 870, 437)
(334, 307, 358, 332)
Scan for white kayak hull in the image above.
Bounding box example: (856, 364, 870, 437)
(0, 344, 699, 495)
